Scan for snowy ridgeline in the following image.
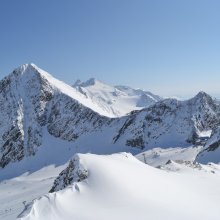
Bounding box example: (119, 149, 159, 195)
(73, 78, 162, 117)
(17, 153, 220, 220)
(1, 63, 220, 170)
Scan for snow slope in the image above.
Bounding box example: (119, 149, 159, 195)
(73, 78, 162, 117)
(18, 153, 220, 220)
(136, 146, 203, 167)
(14, 64, 112, 117)
(197, 126, 220, 163)
(0, 164, 65, 220)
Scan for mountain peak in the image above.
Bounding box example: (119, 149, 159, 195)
(10, 63, 55, 82)
(12, 63, 41, 76)
(81, 78, 100, 87)
(192, 91, 213, 102)
(14, 63, 36, 73)
(196, 91, 209, 97)
(73, 79, 82, 87)
(75, 78, 103, 87)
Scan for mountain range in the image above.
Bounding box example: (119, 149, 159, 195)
(1, 64, 220, 220)
(1, 64, 220, 170)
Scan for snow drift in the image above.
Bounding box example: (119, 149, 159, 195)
(18, 153, 220, 220)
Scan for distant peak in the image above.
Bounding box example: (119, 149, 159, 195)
(73, 79, 82, 87)
(189, 91, 214, 104)
(27, 63, 37, 68)
(76, 78, 103, 87)
(14, 63, 39, 73)
(194, 91, 210, 99)
(82, 78, 98, 86)
(115, 85, 132, 90)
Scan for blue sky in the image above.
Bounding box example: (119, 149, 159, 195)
(0, 0, 220, 97)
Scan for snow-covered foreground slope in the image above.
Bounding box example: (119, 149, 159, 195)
(0, 164, 65, 220)
(73, 78, 161, 117)
(18, 153, 220, 220)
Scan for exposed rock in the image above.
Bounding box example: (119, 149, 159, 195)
(113, 93, 220, 149)
(49, 154, 88, 193)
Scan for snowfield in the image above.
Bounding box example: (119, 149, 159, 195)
(136, 146, 203, 167)
(0, 164, 65, 220)
(17, 153, 220, 220)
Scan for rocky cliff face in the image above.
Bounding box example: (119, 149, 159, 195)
(49, 154, 88, 193)
(47, 93, 109, 141)
(112, 92, 220, 149)
(196, 127, 220, 163)
(0, 64, 52, 167)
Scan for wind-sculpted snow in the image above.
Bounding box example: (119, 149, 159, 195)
(18, 153, 220, 220)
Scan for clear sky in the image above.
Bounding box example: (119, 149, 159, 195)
(0, 0, 220, 97)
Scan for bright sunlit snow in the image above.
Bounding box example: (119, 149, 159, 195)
(17, 153, 220, 220)
(73, 78, 161, 117)
(0, 64, 220, 220)
(0, 165, 65, 220)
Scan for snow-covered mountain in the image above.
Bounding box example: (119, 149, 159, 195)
(112, 92, 220, 149)
(0, 64, 112, 168)
(1, 64, 220, 220)
(18, 153, 220, 220)
(73, 78, 162, 117)
(1, 64, 220, 171)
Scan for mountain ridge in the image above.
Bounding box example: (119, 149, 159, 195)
(0, 64, 111, 168)
(1, 64, 220, 171)
(73, 77, 162, 117)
